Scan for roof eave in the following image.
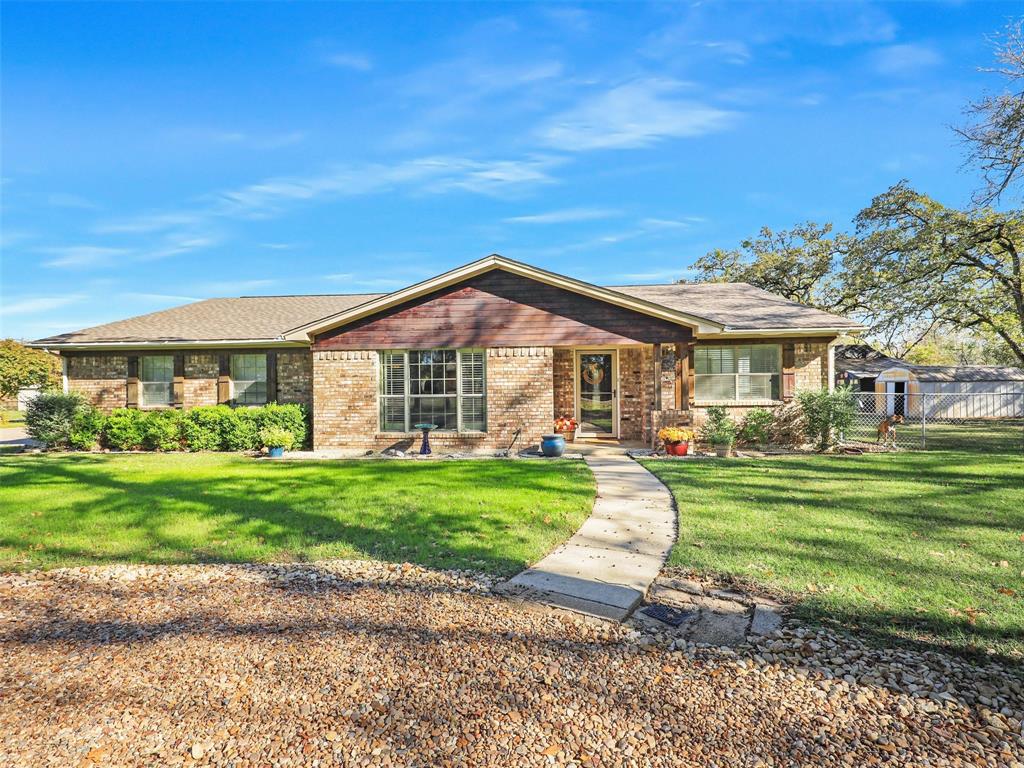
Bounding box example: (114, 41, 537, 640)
(283, 254, 725, 340)
(27, 338, 310, 352)
(700, 325, 865, 338)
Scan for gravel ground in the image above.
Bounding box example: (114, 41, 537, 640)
(2, 561, 1022, 767)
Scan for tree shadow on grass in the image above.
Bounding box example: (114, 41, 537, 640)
(0, 455, 595, 577)
(646, 454, 1024, 661)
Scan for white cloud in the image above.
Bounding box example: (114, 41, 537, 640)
(539, 79, 735, 151)
(639, 217, 701, 229)
(870, 44, 941, 77)
(94, 211, 204, 235)
(47, 193, 100, 210)
(322, 52, 372, 71)
(98, 154, 561, 239)
(612, 268, 682, 283)
(0, 296, 83, 316)
(0, 229, 36, 249)
(40, 245, 132, 269)
(139, 235, 220, 262)
(504, 207, 618, 224)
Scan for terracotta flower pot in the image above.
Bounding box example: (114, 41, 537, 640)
(558, 429, 576, 443)
(665, 441, 689, 456)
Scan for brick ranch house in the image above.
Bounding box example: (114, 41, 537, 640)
(30, 255, 862, 452)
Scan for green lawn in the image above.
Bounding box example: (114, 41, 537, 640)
(0, 409, 25, 428)
(0, 453, 595, 576)
(843, 418, 1024, 453)
(641, 452, 1024, 659)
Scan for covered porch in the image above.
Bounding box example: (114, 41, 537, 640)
(551, 343, 694, 445)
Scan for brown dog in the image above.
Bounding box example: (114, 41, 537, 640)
(876, 414, 905, 445)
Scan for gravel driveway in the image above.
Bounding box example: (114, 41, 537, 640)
(2, 561, 1021, 767)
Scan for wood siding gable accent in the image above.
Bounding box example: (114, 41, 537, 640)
(312, 271, 694, 350)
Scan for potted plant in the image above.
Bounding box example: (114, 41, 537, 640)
(658, 426, 694, 456)
(554, 416, 578, 443)
(698, 406, 738, 457)
(260, 426, 295, 458)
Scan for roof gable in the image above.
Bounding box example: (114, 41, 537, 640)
(313, 269, 697, 349)
(285, 255, 724, 340)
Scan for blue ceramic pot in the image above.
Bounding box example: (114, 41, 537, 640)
(540, 434, 566, 457)
(268, 446, 285, 458)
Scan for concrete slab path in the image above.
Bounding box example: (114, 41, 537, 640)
(500, 445, 677, 621)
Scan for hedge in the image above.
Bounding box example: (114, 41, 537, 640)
(25, 399, 309, 452)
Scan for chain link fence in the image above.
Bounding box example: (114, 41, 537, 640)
(843, 392, 1024, 453)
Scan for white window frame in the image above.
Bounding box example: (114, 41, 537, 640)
(140, 355, 174, 408)
(379, 349, 486, 433)
(230, 354, 268, 406)
(694, 344, 782, 402)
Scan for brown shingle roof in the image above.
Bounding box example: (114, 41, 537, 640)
(609, 282, 861, 331)
(31, 275, 859, 346)
(32, 294, 384, 345)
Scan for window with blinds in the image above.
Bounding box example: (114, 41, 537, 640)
(380, 349, 486, 432)
(694, 345, 781, 401)
(140, 355, 174, 407)
(231, 354, 268, 405)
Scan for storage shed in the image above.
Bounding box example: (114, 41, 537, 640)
(834, 344, 1024, 418)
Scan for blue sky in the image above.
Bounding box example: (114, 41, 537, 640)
(0, 1, 1014, 340)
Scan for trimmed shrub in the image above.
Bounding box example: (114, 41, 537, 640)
(104, 408, 145, 451)
(222, 407, 260, 451)
(140, 410, 183, 451)
(25, 392, 84, 449)
(738, 408, 774, 447)
(69, 404, 105, 450)
(254, 403, 308, 449)
(181, 405, 232, 451)
(797, 386, 856, 451)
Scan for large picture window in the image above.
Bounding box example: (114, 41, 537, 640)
(695, 345, 780, 401)
(380, 349, 485, 432)
(140, 355, 174, 407)
(231, 354, 268, 405)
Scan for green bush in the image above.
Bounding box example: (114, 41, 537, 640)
(254, 403, 308, 449)
(797, 386, 856, 451)
(698, 406, 738, 446)
(104, 408, 144, 451)
(25, 392, 84, 449)
(222, 407, 260, 451)
(140, 410, 183, 451)
(738, 408, 774, 447)
(259, 425, 295, 450)
(69, 404, 105, 450)
(180, 405, 232, 451)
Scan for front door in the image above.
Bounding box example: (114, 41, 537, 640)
(576, 351, 618, 437)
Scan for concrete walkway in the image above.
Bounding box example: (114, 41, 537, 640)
(500, 445, 677, 621)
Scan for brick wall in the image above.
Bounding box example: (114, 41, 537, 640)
(794, 342, 828, 392)
(312, 347, 553, 453)
(184, 354, 218, 408)
(312, 350, 378, 451)
(277, 351, 313, 407)
(66, 355, 127, 411)
(552, 348, 574, 420)
(618, 346, 655, 441)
